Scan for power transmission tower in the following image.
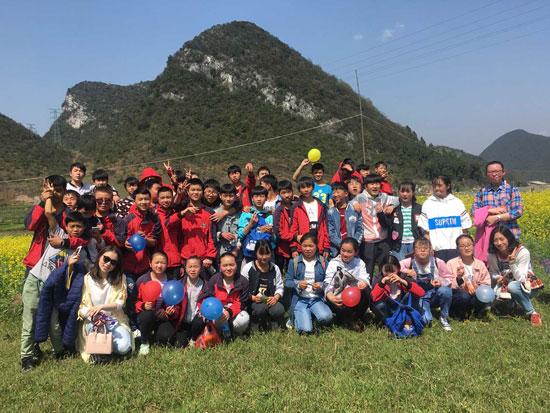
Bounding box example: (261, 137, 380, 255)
(49, 108, 62, 146)
(26, 123, 36, 134)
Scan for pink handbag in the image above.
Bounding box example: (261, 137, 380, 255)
(85, 326, 113, 355)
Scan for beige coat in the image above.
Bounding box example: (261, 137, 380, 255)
(76, 273, 134, 362)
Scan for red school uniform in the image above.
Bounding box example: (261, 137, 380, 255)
(180, 206, 218, 261)
(236, 174, 256, 209)
(289, 198, 330, 254)
(203, 272, 249, 319)
(273, 204, 293, 259)
(123, 209, 162, 274)
(156, 206, 183, 268)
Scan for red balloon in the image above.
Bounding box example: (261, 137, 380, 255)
(341, 286, 361, 307)
(142, 281, 162, 302)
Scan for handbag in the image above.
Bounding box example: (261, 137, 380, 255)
(85, 325, 113, 355)
(195, 322, 222, 349)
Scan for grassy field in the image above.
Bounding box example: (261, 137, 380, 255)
(1, 199, 549, 411)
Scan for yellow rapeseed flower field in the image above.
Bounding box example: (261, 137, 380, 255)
(0, 235, 32, 293)
(1, 191, 549, 294)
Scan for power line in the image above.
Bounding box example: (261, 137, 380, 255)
(354, 25, 549, 83)
(322, 0, 504, 68)
(347, 12, 550, 80)
(333, 1, 548, 77)
(0, 114, 363, 184)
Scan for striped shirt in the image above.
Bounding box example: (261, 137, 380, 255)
(471, 181, 523, 239)
(401, 206, 414, 243)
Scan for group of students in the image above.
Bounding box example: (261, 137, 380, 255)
(18, 157, 543, 372)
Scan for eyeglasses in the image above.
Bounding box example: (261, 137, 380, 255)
(414, 246, 429, 251)
(458, 244, 474, 249)
(487, 170, 503, 175)
(102, 256, 119, 267)
(95, 198, 112, 204)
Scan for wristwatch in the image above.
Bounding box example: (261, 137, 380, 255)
(497, 214, 501, 222)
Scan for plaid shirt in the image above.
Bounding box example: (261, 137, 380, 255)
(471, 181, 523, 238)
(115, 196, 134, 218)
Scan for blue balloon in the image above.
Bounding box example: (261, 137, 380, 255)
(201, 297, 224, 320)
(162, 280, 186, 306)
(475, 285, 495, 304)
(129, 234, 146, 252)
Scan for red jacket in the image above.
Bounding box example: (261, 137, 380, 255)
(180, 205, 217, 261)
(371, 273, 425, 303)
(273, 204, 293, 258)
(174, 275, 209, 331)
(132, 272, 180, 321)
(203, 272, 249, 318)
(139, 167, 164, 186)
(123, 209, 162, 274)
(96, 212, 125, 248)
(331, 161, 364, 185)
(156, 206, 182, 268)
(23, 203, 70, 268)
(236, 174, 256, 209)
(380, 180, 393, 195)
(289, 198, 330, 254)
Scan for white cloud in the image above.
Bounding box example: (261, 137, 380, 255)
(353, 33, 364, 41)
(381, 23, 405, 41)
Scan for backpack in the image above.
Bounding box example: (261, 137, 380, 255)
(243, 214, 272, 258)
(292, 255, 327, 275)
(385, 294, 425, 339)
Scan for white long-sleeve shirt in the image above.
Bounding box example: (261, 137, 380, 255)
(418, 194, 472, 251)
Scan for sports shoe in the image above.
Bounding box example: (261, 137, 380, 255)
(530, 312, 542, 326)
(21, 357, 35, 373)
(139, 342, 150, 356)
(132, 329, 141, 339)
(32, 343, 43, 364)
(439, 317, 452, 331)
(285, 320, 293, 330)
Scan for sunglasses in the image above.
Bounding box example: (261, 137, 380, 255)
(95, 198, 112, 204)
(102, 256, 119, 267)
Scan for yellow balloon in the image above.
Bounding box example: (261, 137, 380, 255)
(308, 148, 321, 162)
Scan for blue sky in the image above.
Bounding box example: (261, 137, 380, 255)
(0, 0, 548, 154)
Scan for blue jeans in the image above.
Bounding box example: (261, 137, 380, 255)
(86, 321, 132, 355)
(419, 286, 452, 324)
(507, 281, 540, 315)
(293, 297, 333, 333)
(392, 242, 414, 262)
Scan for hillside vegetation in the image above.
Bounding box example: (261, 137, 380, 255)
(38, 21, 483, 188)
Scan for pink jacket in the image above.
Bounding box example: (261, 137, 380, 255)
(447, 257, 491, 293)
(399, 257, 455, 287)
(473, 206, 494, 264)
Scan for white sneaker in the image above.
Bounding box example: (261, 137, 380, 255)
(139, 343, 150, 356)
(133, 329, 141, 339)
(439, 317, 452, 331)
(285, 320, 293, 330)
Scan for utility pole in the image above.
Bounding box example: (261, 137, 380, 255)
(26, 123, 36, 134)
(49, 108, 61, 146)
(355, 70, 366, 164)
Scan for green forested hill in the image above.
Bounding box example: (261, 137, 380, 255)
(0, 113, 70, 182)
(41, 21, 483, 187)
(480, 129, 550, 181)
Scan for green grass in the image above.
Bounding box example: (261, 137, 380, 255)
(0, 204, 30, 235)
(0, 238, 549, 412)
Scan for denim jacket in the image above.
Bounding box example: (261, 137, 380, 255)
(327, 204, 363, 257)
